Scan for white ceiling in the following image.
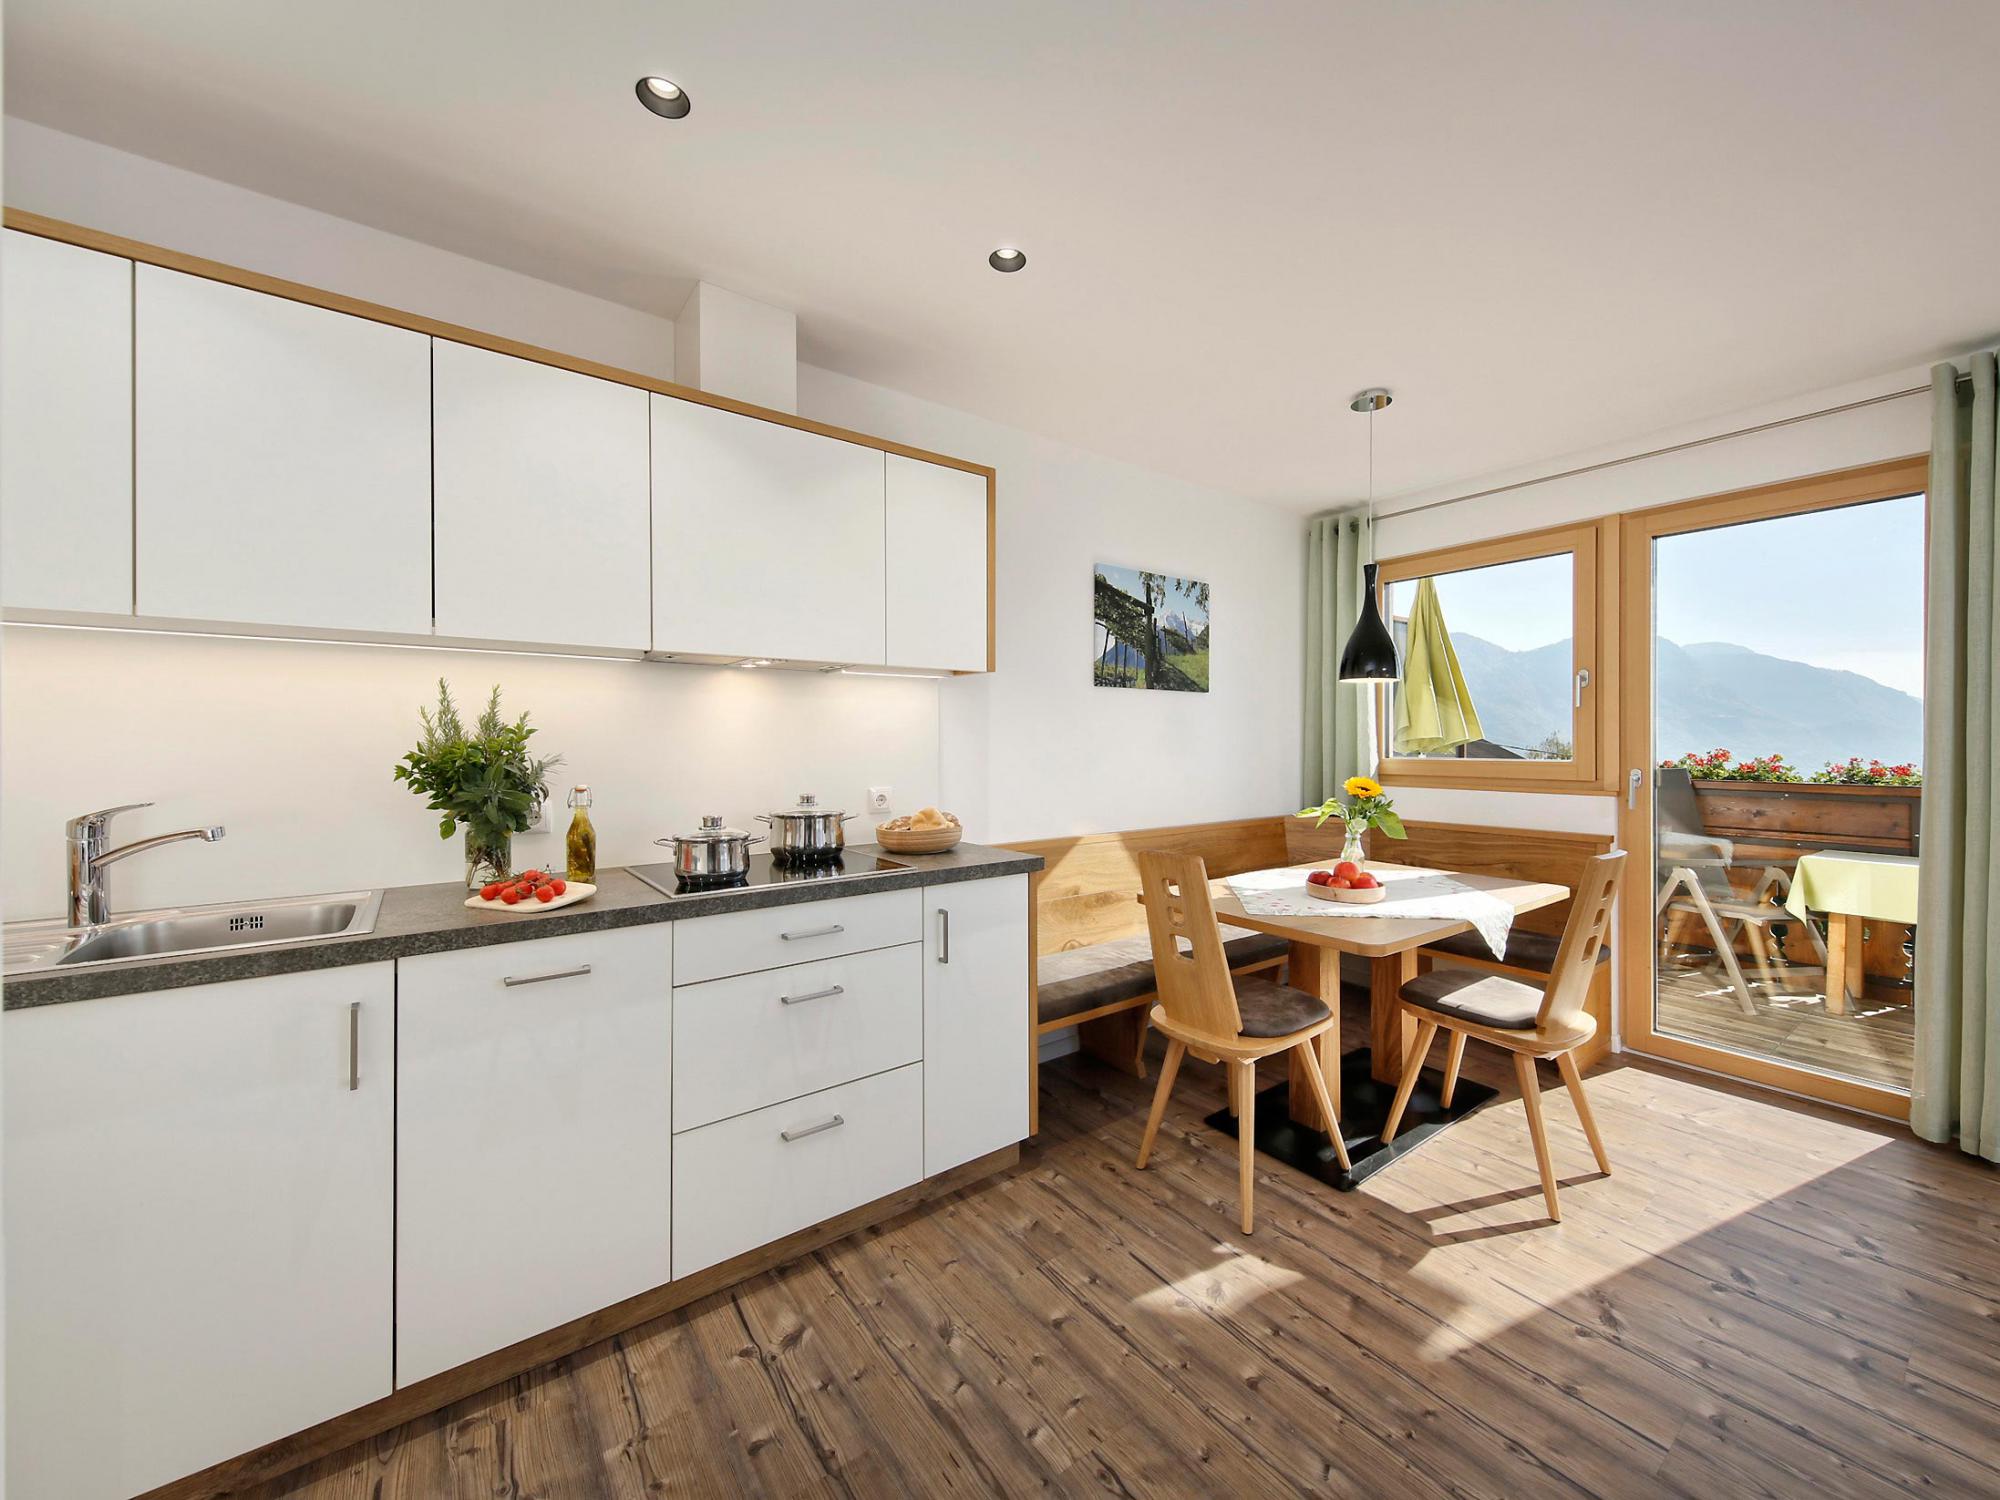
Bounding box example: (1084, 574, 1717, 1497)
(9, 1, 1998, 511)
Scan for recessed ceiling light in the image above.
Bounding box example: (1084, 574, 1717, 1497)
(635, 76, 691, 119)
(988, 247, 1027, 273)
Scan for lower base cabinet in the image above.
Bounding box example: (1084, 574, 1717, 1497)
(923, 874, 1030, 1175)
(672, 1062, 924, 1278)
(396, 925, 674, 1383)
(3, 965, 396, 1500)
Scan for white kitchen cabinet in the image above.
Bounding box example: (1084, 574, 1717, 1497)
(4, 965, 395, 1500)
(432, 340, 651, 650)
(671, 885, 922, 986)
(396, 926, 673, 1383)
(134, 264, 432, 633)
(1, 229, 133, 614)
(651, 393, 887, 664)
(923, 875, 1031, 1175)
(885, 454, 989, 672)
(673, 1062, 924, 1278)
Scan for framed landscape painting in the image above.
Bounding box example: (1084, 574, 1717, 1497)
(1093, 563, 1210, 691)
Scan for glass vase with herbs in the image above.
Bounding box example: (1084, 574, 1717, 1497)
(394, 680, 563, 889)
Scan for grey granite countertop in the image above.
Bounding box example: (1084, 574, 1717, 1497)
(2, 842, 1042, 1010)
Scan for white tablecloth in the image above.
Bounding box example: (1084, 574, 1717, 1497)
(1223, 866, 1515, 958)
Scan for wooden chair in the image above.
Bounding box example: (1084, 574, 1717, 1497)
(1380, 851, 1626, 1223)
(1131, 850, 1351, 1233)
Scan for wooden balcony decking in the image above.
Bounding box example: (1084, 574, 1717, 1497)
(1655, 950, 1913, 1092)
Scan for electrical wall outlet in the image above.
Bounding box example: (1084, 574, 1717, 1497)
(867, 785, 893, 813)
(523, 800, 550, 835)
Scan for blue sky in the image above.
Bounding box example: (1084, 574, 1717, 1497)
(1386, 493, 1926, 697)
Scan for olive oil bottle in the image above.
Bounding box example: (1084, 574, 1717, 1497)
(564, 785, 597, 884)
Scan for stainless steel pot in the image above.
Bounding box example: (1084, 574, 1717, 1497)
(757, 794, 856, 864)
(654, 815, 763, 879)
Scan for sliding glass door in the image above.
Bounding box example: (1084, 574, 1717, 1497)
(1619, 458, 1927, 1116)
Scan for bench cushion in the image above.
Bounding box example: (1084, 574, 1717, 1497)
(1423, 926, 1609, 974)
(1037, 927, 1289, 1026)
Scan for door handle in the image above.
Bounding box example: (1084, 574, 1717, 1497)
(937, 908, 951, 964)
(780, 1114, 845, 1143)
(1627, 768, 1643, 810)
(780, 923, 845, 942)
(780, 984, 845, 1006)
(347, 1001, 361, 1091)
(502, 963, 592, 987)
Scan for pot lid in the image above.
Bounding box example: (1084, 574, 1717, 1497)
(769, 793, 845, 819)
(675, 814, 753, 842)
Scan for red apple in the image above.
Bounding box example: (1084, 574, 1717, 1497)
(1350, 873, 1379, 890)
(1333, 861, 1361, 881)
(1328, 876, 1353, 889)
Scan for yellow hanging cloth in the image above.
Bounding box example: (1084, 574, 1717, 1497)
(1392, 577, 1484, 755)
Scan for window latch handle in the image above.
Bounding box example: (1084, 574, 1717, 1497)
(1574, 667, 1592, 709)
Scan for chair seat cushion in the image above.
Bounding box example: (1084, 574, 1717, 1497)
(1424, 926, 1608, 974)
(1399, 969, 1544, 1030)
(1231, 974, 1333, 1037)
(1037, 925, 1289, 1026)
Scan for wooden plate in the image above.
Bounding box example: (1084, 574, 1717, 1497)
(877, 822, 962, 853)
(1305, 881, 1386, 905)
(464, 881, 596, 913)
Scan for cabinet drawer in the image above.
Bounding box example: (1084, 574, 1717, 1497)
(672, 1063, 922, 1278)
(672, 887, 921, 985)
(673, 943, 921, 1131)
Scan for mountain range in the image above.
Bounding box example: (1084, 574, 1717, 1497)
(1445, 634, 1923, 770)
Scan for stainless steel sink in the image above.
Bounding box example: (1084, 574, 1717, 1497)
(3, 890, 385, 975)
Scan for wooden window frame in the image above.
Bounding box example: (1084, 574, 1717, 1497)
(1373, 517, 1620, 795)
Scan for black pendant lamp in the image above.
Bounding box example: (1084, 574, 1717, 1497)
(1337, 387, 1400, 682)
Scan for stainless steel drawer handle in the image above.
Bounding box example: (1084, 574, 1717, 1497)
(780, 1113, 845, 1142)
(780, 984, 846, 1006)
(347, 1001, 361, 1091)
(938, 909, 951, 964)
(779, 923, 845, 942)
(502, 963, 593, 988)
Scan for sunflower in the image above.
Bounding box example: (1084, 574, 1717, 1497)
(1343, 775, 1383, 799)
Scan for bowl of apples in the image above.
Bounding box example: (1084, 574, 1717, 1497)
(1304, 862, 1386, 904)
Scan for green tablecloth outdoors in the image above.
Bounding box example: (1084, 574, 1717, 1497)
(1783, 850, 1921, 925)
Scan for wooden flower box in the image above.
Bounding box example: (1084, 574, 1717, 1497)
(1690, 780, 1920, 857)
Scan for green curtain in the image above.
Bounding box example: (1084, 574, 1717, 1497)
(1302, 510, 1374, 803)
(1913, 352, 2000, 1161)
(1392, 577, 1483, 755)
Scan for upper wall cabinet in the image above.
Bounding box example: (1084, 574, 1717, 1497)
(134, 265, 432, 635)
(651, 394, 887, 665)
(1, 230, 133, 614)
(433, 341, 651, 650)
(886, 455, 989, 672)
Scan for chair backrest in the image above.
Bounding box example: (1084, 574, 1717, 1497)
(1538, 851, 1627, 1028)
(1135, 850, 1244, 1042)
(1654, 768, 1705, 840)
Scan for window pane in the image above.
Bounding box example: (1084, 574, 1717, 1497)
(1385, 552, 1574, 762)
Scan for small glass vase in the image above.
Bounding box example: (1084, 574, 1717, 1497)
(465, 829, 513, 890)
(1340, 820, 1369, 866)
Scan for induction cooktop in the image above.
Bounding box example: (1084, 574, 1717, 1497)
(627, 850, 915, 899)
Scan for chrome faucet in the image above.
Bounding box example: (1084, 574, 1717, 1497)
(66, 803, 226, 927)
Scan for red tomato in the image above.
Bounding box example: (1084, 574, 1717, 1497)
(499, 887, 522, 905)
(520, 869, 544, 882)
(1333, 861, 1360, 881)
(535, 885, 556, 902)
(550, 879, 567, 896)
(480, 882, 503, 901)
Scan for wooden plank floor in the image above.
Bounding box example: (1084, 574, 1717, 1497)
(1656, 953, 1914, 1091)
(259, 1004, 1997, 1499)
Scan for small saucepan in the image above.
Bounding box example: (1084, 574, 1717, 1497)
(655, 815, 764, 880)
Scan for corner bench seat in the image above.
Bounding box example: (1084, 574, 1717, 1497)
(1422, 926, 1609, 973)
(1037, 927, 1290, 1026)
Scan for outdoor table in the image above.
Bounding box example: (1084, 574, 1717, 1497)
(1783, 850, 1920, 1013)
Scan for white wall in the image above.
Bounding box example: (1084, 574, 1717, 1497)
(799, 365, 1303, 844)
(0, 122, 1303, 917)
(1370, 371, 1934, 838)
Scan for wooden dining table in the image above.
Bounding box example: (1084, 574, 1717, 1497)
(1194, 859, 1569, 1161)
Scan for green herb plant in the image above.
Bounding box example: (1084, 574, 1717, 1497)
(393, 681, 562, 875)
